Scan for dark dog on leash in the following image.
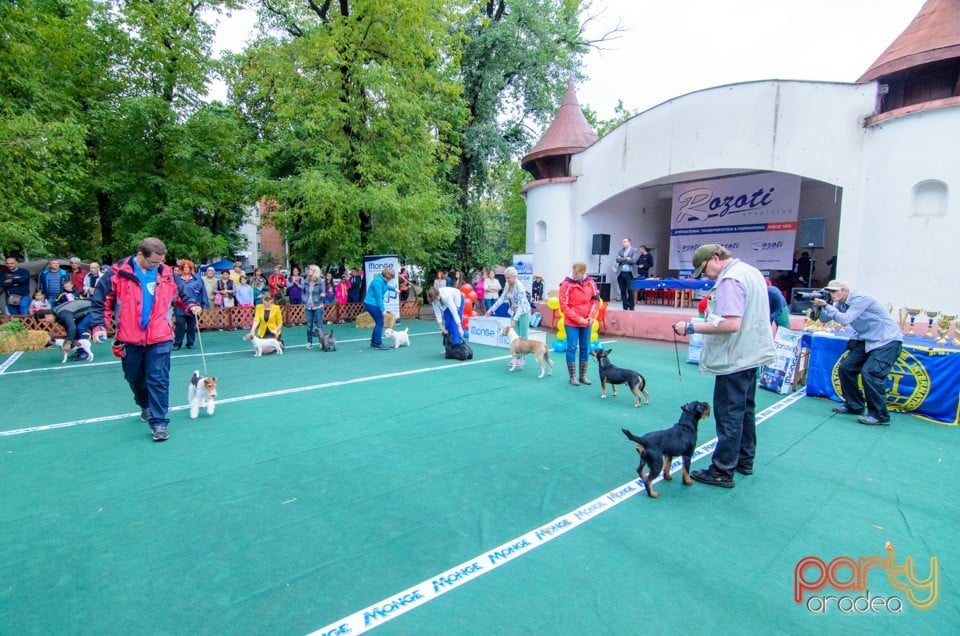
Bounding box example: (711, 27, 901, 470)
(311, 327, 337, 352)
(592, 348, 650, 407)
(621, 401, 711, 498)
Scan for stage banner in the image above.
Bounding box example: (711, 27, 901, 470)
(513, 254, 534, 298)
(669, 172, 801, 272)
(806, 334, 960, 425)
(363, 255, 400, 317)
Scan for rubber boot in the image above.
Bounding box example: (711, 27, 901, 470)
(578, 361, 592, 385)
(567, 362, 579, 386)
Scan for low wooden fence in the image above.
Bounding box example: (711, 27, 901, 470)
(1, 301, 423, 339)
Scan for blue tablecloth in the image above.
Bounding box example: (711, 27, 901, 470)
(804, 331, 960, 425)
(633, 278, 714, 291)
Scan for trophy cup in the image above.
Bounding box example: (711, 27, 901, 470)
(898, 307, 909, 332)
(905, 308, 923, 337)
(924, 310, 940, 339)
(937, 315, 956, 345)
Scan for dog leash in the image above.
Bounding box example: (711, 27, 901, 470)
(196, 325, 209, 377)
(672, 329, 683, 385)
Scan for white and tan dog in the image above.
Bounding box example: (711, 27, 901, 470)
(52, 337, 94, 363)
(502, 326, 553, 379)
(383, 327, 411, 349)
(244, 333, 284, 356)
(188, 370, 218, 419)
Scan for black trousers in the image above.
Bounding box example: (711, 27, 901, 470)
(617, 271, 635, 310)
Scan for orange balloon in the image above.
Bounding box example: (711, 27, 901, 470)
(462, 303, 474, 316)
(462, 317, 470, 329)
(468, 290, 478, 302)
(459, 284, 473, 296)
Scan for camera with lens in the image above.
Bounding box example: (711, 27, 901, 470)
(795, 288, 831, 302)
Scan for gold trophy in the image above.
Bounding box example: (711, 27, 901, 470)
(905, 308, 923, 337)
(924, 310, 940, 339)
(898, 307, 909, 331)
(937, 315, 956, 345)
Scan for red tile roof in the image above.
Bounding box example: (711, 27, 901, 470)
(859, 0, 960, 81)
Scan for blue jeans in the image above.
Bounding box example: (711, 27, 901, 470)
(364, 303, 384, 346)
(838, 339, 902, 420)
(565, 325, 591, 363)
(173, 313, 197, 347)
(6, 295, 30, 316)
(121, 341, 173, 428)
(60, 312, 92, 342)
(305, 307, 323, 343)
(442, 297, 464, 345)
(711, 367, 759, 474)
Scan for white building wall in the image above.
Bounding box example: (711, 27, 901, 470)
(524, 80, 960, 309)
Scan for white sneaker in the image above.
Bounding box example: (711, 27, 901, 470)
(305, 343, 312, 349)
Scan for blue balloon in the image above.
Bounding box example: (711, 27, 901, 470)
(552, 338, 567, 353)
(590, 341, 603, 352)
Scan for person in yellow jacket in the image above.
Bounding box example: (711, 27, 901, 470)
(250, 294, 284, 342)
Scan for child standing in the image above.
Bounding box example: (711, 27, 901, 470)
(29, 290, 51, 314)
(334, 276, 351, 324)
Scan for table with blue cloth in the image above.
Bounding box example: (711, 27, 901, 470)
(804, 330, 960, 425)
(633, 278, 714, 307)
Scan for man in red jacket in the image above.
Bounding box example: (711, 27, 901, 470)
(91, 238, 203, 442)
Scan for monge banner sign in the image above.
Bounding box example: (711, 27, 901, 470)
(669, 172, 801, 271)
(363, 255, 400, 317)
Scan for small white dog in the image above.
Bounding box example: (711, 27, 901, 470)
(244, 333, 284, 356)
(52, 337, 94, 364)
(383, 327, 411, 349)
(188, 370, 218, 419)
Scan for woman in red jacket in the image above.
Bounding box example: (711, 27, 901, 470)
(559, 261, 600, 386)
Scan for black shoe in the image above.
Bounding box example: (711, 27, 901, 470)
(735, 464, 753, 476)
(691, 467, 735, 488)
(832, 405, 863, 415)
(140, 408, 152, 422)
(172, 343, 182, 351)
(151, 425, 169, 442)
(858, 415, 890, 426)
(186, 344, 195, 349)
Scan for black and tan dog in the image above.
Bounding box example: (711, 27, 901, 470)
(621, 401, 711, 498)
(592, 348, 650, 407)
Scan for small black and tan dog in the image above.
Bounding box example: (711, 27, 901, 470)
(621, 401, 711, 498)
(592, 348, 650, 407)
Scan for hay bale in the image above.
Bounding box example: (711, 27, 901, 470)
(354, 311, 397, 329)
(0, 330, 52, 353)
(355, 312, 374, 329)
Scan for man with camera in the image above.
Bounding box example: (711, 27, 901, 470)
(812, 280, 903, 426)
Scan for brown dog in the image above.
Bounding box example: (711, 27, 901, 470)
(502, 326, 553, 379)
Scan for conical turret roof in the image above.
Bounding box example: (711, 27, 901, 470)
(859, 0, 960, 82)
(521, 80, 598, 179)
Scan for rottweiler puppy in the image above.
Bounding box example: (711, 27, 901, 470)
(592, 348, 650, 407)
(622, 401, 711, 498)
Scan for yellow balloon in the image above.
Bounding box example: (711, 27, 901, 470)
(546, 296, 560, 310)
(556, 317, 566, 339)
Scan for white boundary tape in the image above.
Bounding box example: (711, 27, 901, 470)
(0, 354, 513, 437)
(0, 351, 22, 375)
(309, 388, 808, 635)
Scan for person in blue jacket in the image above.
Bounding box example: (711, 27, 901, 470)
(363, 267, 396, 350)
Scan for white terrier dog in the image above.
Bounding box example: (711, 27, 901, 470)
(383, 327, 411, 349)
(188, 370, 218, 419)
(244, 333, 284, 356)
(502, 326, 553, 379)
(52, 337, 94, 364)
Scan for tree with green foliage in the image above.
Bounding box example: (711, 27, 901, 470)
(230, 0, 468, 269)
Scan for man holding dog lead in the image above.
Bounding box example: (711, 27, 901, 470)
(811, 280, 902, 426)
(91, 237, 203, 442)
(673, 244, 776, 488)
